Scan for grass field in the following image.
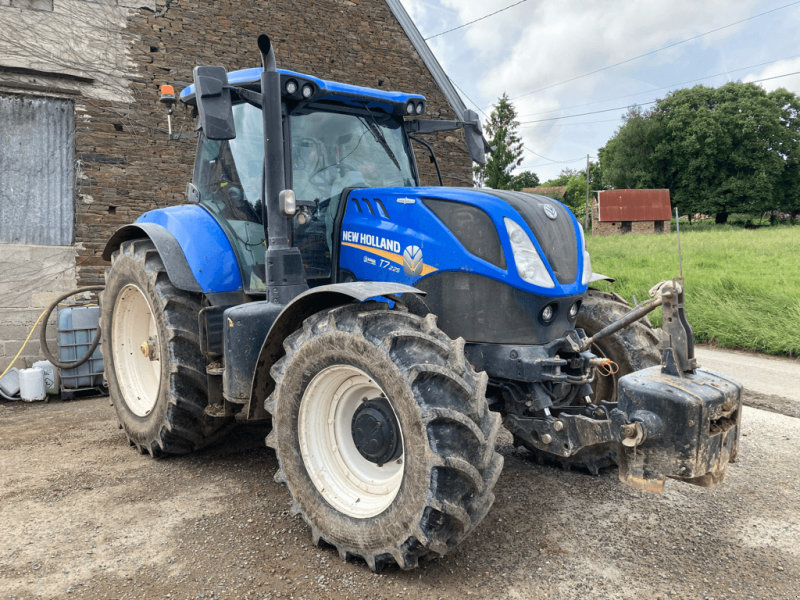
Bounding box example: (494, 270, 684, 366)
(586, 225, 800, 357)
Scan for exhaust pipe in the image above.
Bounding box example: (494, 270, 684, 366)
(258, 34, 288, 251)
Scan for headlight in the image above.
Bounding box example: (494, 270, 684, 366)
(406, 101, 415, 115)
(302, 84, 314, 99)
(415, 102, 424, 115)
(541, 304, 555, 322)
(504, 218, 555, 288)
(285, 79, 298, 95)
(577, 223, 592, 285)
(569, 301, 580, 318)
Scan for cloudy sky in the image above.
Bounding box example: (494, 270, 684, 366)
(398, 0, 800, 182)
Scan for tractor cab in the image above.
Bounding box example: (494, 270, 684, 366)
(178, 68, 456, 294)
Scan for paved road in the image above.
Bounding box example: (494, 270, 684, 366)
(695, 346, 800, 402)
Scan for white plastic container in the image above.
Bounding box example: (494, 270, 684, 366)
(0, 367, 21, 401)
(19, 367, 46, 402)
(32, 360, 59, 395)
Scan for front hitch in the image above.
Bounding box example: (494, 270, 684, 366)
(504, 280, 743, 492)
(615, 279, 742, 491)
(615, 363, 741, 491)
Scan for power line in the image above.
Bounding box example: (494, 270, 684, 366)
(519, 156, 595, 170)
(520, 118, 622, 129)
(450, 77, 575, 165)
(515, 53, 800, 120)
(517, 70, 800, 125)
(424, 0, 530, 40)
(500, 0, 800, 105)
(449, 76, 489, 118)
(522, 146, 588, 164)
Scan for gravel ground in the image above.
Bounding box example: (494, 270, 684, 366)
(1, 394, 798, 600)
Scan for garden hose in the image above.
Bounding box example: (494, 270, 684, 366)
(0, 309, 48, 382)
(39, 286, 106, 370)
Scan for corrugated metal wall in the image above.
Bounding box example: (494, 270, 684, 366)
(0, 95, 75, 246)
(597, 189, 672, 222)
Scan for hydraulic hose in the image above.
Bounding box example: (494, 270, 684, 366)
(39, 286, 105, 370)
(580, 297, 663, 352)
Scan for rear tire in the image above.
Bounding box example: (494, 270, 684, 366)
(101, 239, 234, 456)
(517, 289, 661, 474)
(266, 302, 503, 571)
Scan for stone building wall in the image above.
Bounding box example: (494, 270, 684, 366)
(73, 0, 474, 286)
(0, 0, 473, 370)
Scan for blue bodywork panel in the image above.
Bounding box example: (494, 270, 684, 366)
(339, 187, 588, 298)
(180, 67, 425, 116)
(136, 205, 243, 293)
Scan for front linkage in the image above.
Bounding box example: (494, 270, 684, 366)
(499, 280, 742, 492)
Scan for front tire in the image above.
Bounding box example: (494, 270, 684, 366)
(266, 302, 503, 571)
(101, 239, 234, 456)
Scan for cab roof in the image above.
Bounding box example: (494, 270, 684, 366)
(180, 67, 426, 117)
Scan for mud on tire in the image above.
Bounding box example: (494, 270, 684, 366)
(517, 289, 662, 474)
(100, 239, 234, 457)
(265, 302, 503, 571)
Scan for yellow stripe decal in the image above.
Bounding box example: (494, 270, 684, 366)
(341, 242, 437, 276)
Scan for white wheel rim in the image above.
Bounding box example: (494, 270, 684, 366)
(298, 365, 404, 519)
(112, 284, 161, 417)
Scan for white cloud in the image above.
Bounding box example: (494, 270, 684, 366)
(399, 0, 793, 180)
(744, 56, 800, 93)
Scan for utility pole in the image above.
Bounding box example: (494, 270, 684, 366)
(584, 154, 590, 232)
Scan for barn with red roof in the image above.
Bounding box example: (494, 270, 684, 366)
(591, 189, 672, 236)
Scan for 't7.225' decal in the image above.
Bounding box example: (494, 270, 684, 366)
(364, 255, 400, 273)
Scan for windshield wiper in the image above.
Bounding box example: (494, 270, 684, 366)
(359, 106, 401, 172)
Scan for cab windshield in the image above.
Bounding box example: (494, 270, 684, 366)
(194, 103, 416, 292)
(291, 108, 415, 206)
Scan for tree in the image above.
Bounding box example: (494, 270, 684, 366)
(475, 93, 524, 189)
(510, 170, 540, 191)
(599, 83, 800, 223)
(769, 88, 800, 218)
(539, 163, 601, 220)
(599, 106, 663, 190)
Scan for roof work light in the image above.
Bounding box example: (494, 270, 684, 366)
(160, 85, 176, 136)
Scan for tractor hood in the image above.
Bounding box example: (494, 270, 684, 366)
(340, 186, 587, 299)
(404, 187, 580, 287)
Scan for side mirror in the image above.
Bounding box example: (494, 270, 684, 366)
(193, 66, 235, 140)
(462, 109, 487, 165)
(185, 182, 201, 204)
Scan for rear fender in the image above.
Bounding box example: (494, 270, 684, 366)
(243, 282, 424, 420)
(102, 223, 203, 293)
(102, 205, 244, 294)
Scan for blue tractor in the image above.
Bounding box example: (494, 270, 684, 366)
(100, 36, 743, 570)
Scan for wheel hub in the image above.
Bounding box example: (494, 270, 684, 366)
(351, 398, 403, 465)
(139, 337, 159, 361)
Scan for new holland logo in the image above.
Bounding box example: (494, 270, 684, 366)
(402, 245, 424, 277)
(540, 203, 558, 220)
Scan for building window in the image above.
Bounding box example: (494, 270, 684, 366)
(654, 220, 665, 233)
(620, 221, 632, 234)
(0, 95, 74, 246)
